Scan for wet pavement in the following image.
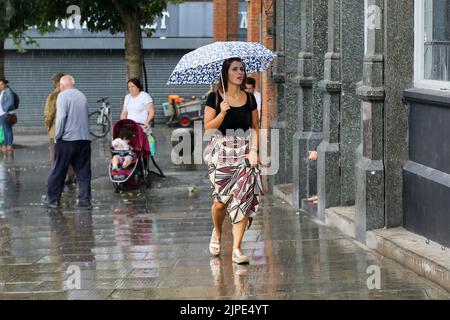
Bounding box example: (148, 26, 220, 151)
(0, 127, 449, 300)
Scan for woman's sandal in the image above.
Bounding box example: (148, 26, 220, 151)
(232, 249, 249, 265)
(209, 230, 221, 256)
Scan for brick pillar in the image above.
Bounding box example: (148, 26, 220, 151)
(262, 1, 276, 130)
(247, 0, 276, 129)
(214, 0, 227, 41)
(247, 0, 262, 91)
(214, 0, 239, 41)
(228, 0, 239, 40)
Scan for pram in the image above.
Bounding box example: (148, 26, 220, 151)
(109, 119, 151, 192)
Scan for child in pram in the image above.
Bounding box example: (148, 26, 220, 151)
(111, 127, 135, 171)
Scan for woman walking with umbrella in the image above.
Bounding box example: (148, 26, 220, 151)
(204, 57, 262, 264)
(167, 41, 276, 265)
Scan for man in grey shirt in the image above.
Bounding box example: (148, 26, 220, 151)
(45, 75, 92, 209)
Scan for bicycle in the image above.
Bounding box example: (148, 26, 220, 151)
(89, 97, 112, 138)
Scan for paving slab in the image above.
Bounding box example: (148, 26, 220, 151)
(0, 128, 447, 299)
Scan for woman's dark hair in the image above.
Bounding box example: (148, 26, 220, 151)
(218, 57, 247, 93)
(119, 127, 134, 140)
(128, 78, 143, 92)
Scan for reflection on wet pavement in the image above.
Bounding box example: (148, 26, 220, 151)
(0, 128, 448, 300)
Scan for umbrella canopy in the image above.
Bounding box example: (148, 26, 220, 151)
(167, 41, 276, 85)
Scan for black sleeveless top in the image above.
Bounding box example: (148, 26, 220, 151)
(205, 91, 257, 135)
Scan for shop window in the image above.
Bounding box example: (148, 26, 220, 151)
(415, 0, 450, 90)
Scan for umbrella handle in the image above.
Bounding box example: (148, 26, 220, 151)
(220, 72, 227, 101)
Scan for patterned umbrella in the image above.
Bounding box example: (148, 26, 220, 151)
(167, 41, 276, 85)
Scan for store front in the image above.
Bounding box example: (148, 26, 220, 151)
(403, 0, 450, 247)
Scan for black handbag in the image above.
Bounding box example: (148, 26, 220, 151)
(6, 113, 17, 125)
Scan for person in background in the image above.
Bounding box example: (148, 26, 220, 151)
(0, 79, 15, 154)
(44, 73, 76, 185)
(120, 78, 155, 132)
(120, 78, 156, 169)
(44, 75, 92, 210)
(244, 77, 262, 122)
(308, 150, 318, 206)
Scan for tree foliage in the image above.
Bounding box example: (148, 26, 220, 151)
(1, 0, 184, 79)
(0, 0, 56, 48)
(39, 0, 182, 36)
(36, 0, 183, 79)
(1, 0, 182, 44)
(0, 0, 65, 77)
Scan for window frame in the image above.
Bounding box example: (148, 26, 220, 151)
(414, 0, 450, 91)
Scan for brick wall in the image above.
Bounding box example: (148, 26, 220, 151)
(214, 0, 239, 41)
(248, 0, 277, 129)
(261, 0, 277, 129)
(247, 0, 262, 92)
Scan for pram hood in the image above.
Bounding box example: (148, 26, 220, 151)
(112, 119, 150, 157)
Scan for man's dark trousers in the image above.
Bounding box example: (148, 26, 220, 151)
(47, 140, 91, 203)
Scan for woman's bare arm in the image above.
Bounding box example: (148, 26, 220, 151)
(145, 102, 155, 129)
(120, 104, 128, 120)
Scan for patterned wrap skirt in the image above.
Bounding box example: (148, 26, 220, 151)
(205, 135, 264, 227)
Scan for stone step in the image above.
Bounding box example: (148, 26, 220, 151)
(273, 184, 319, 216)
(271, 192, 450, 293)
(323, 206, 449, 293)
(273, 183, 293, 207)
(301, 199, 318, 217)
(366, 228, 450, 292)
(325, 206, 356, 239)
